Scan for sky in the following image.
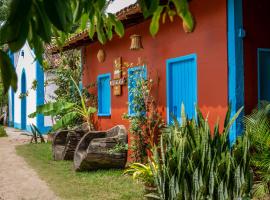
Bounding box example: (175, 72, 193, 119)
(106, 0, 137, 13)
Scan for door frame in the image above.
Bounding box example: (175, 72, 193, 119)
(21, 69, 27, 130)
(166, 54, 198, 123)
(257, 48, 270, 103)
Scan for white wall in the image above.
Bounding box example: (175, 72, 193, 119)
(44, 71, 57, 127)
(14, 43, 37, 128)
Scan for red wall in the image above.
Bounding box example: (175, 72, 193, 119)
(243, 0, 270, 113)
(83, 0, 228, 132)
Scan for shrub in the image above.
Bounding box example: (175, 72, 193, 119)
(123, 71, 165, 163)
(0, 125, 7, 137)
(147, 105, 252, 200)
(244, 101, 270, 198)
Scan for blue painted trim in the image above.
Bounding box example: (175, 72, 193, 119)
(257, 48, 270, 103)
(39, 126, 52, 134)
(228, 0, 245, 144)
(13, 122, 31, 132)
(166, 54, 198, 123)
(14, 122, 21, 129)
(8, 51, 15, 127)
(21, 69, 27, 130)
(127, 66, 147, 116)
(36, 61, 45, 131)
(14, 122, 51, 134)
(97, 73, 111, 116)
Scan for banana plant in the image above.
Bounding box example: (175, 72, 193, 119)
(29, 76, 96, 131)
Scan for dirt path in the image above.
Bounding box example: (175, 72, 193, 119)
(0, 127, 59, 200)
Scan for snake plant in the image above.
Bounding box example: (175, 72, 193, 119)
(147, 104, 252, 200)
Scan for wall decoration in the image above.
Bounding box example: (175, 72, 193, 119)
(97, 49, 106, 63)
(114, 57, 122, 79)
(130, 34, 143, 50)
(111, 57, 125, 96)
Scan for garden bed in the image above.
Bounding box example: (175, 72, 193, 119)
(16, 143, 144, 200)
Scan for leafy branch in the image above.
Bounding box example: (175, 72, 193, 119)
(0, 0, 194, 92)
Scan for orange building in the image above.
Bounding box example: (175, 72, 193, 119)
(51, 0, 270, 144)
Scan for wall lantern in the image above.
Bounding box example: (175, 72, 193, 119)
(97, 49, 106, 63)
(130, 34, 143, 50)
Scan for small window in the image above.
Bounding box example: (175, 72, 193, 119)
(128, 66, 147, 116)
(97, 73, 111, 116)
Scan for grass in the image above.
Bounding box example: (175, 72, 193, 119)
(16, 143, 144, 200)
(0, 126, 7, 137)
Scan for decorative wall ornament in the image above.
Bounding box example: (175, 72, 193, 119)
(97, 49, 106, 63)
(111, 57, 125, 96)
(130, 34, 143, 50)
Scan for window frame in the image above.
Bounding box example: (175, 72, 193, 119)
(127, 66, 147, 116)
(97, 73, 111, 117)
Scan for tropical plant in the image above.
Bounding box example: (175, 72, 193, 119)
(244, 101, 270, 198)
(123, 71, 165, 163)
(147, 105, 252, 200)
(29, 76, 96, 131)
(30, 124, 45, 144)
(124, 162, 156, 187)
(0, 0, 194, 93)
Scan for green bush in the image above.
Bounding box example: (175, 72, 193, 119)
(0, 125, 7, 137)
(147, 105, 252, 200)
(244, 101, 270, 198)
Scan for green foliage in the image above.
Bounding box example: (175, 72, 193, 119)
(30, 124, 45, 144)
(44, 49, 97, 128)
(124, 71, 165, 163)
(29, 76, 96, 131)
(0, 50, 17, 92)
(108, 143, 128, 155)
(0, 0, 193, 93)
(244, 102, 270, 198)
(0, 81, 8, 117)
(0, 125, 7, 137)
(147, 105, 252, 200)
(0, 0, 10, 22)
(46, 49, 82, 104)
(124, 163, 156, 187)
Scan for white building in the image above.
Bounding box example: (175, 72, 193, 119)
(8, 43, 56, 133)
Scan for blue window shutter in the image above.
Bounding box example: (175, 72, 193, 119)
(97, 73, 111, 116)
(166, 54, 197, 123)
(128, 66, 147, 116)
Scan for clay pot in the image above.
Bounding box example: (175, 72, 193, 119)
(97, 49, 106, 63)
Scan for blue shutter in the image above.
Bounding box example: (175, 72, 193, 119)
(128, 66, 147, 116)
(166, 54, 197, 123)
(97, 73, 111, 116)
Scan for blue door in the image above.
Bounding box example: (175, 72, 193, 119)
(258, 49, 270, 102)
(167, 54, 197, 123)
(21, 70, 27, 130)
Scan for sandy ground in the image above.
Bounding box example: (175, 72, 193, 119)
(0, 127, 59, 200)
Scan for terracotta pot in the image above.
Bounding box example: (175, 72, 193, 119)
(97, 49, 106, 63)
